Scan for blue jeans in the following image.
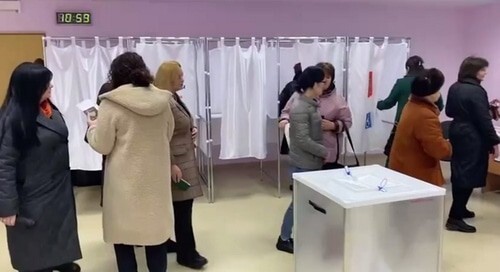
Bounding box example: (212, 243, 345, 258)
(280, 167, 308, 241)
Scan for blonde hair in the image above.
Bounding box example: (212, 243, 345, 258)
(154, 61, 182, 91)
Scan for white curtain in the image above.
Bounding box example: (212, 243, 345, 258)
(366, 39, 388, 152)
(348, 38, 408, 154)
(264, 43, 279, 119)
(217, 42, 267, 160)
(347, 38, 376, 154)
(208, 47, 224, 116)
(371, 41, 408, 152)
(279, 40, 346, 94)
(195, 42, 209, 154)
(45, 37, 123, 170)
(375, 41, 408, 124)
(135, 40, 199, 116)
(278, 47, 299, 91)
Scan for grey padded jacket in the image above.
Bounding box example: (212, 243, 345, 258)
(289, 95, 328, 170)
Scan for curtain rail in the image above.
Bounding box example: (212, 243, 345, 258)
(43, 36, 410, 43)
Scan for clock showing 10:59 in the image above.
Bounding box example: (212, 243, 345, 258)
(56, 12, 92, 25)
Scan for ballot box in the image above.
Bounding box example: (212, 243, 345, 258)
(293, 164, 446, 272)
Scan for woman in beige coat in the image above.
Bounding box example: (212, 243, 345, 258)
(154, 61, 207, 270)
(87, 52, 175, 272)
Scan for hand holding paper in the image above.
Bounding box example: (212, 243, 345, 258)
(77, 99, 99, 121)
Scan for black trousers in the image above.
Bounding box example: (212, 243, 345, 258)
(114, 243, 167, 272)
(384, 125, 398, 167)
(449, 185, 474, 220)
(172, 199, 199, 261)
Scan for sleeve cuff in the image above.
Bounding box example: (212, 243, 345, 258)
(0, 201, 18, 217)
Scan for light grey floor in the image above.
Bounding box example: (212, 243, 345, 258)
(1, 154, 499, 271)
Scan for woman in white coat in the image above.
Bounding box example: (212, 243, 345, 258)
(87, 52, 175, 272)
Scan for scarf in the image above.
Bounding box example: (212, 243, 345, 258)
(40, 100, 53, 118)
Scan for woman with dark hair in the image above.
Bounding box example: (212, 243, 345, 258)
(389, 68, 451, 186)
(280, 62, 352, 170)
(0, 63, 82, 272)
(278, 63, 302, 155)
(154, 61, 207, 269)
(86, 52, 175, 271)
(377, 56, 444, 166)
(276, 66, 328, 254)
(445, 56, 500, 233)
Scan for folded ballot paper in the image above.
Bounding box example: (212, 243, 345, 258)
(284, 123, 290, 144)
(77, 99, 99, 121)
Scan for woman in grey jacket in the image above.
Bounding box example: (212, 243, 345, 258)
(276, 66, 328, 254)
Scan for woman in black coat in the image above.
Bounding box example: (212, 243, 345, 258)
(0, 63, 82, 271)
(446, 56, 500, 233)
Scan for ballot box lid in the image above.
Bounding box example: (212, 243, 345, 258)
(293, 164, 446, 209)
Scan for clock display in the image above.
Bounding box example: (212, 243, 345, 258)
(56, 12, 92, 25)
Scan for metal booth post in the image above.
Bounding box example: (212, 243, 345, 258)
(276, 37, 282, 198)
(258, 37, 282, 198)
(201, 37, 215, 203)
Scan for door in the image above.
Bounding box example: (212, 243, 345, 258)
(0, 33, 44, 103)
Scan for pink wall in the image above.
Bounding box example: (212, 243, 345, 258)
(0, 0, 465, 91)
(464, 3, 500, 99)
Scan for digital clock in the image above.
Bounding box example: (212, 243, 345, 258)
(56, 12, 92, 25)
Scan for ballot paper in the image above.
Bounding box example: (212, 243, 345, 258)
(77, 99, 99, 120)
(284, 123, 290, 144)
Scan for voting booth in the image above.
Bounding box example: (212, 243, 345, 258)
(293, 165, 446, 272)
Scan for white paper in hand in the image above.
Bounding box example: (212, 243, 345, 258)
(77, 99, 99, 120)
(284, 123, 291, 145)
(77, 99, 98, 112)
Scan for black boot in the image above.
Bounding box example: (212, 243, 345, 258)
(178, 254, 208, 270)
(53, 262, 81, 272)
(446, 218, 476, 233)
(463, 209, 475, 219)
(276, 237, 294, 254)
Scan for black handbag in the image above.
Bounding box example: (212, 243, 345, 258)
(322, 123, 360, 170)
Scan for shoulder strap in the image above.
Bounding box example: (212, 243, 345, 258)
(344, 126, 360, 166)
(335, 121, 360, 166)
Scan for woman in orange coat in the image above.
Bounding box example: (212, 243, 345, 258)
(389, 68, 451, 186)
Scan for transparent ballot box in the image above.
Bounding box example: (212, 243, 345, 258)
(293, 165, 445, 272)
